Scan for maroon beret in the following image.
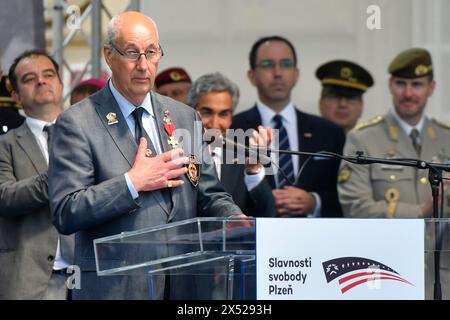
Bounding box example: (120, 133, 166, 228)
(155, 67, 191, 88)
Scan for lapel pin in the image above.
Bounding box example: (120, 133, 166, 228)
(304, 132, 312, 138)
(106, 112, 118, 125)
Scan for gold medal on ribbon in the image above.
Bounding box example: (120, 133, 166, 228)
(385, 188, 400, 218)
(163, 110, 179, 148)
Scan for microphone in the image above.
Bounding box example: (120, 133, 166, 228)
(221, 135, 272, 166)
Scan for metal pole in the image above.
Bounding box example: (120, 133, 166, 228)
(128, 0, 140, 12)
(91, 0, 102, 78)
(52, 0, 65, 78)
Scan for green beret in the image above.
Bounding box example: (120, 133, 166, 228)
(388, 48, 433, 78)
(315, 60, 374, 94)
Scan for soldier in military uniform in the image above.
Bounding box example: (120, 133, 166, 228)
(316, 60, 374, 133)
(338, 48, 450, 299)
(154, 67, 192, 105)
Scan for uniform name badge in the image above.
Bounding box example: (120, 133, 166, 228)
(186, 155, 200, 187)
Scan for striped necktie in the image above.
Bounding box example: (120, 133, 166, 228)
(273, 114, 295, 188)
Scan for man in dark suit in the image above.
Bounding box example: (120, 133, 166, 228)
(48, 11, 243, 300)
(232, 36, 345, 218)
(188, 72, 275, 217)
(0, 50, 72, 299)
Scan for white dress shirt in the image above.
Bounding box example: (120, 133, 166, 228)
(391, 108, 425, 144)
(255, 100, 321, 217)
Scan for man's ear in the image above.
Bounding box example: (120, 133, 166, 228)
(247, 69, 257, 87)
(11, 90, 21, 105)
(103, 46, 113, 69)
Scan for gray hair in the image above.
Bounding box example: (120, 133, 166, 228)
(187, 72, 240, 110)
(105, 12, 159, 46)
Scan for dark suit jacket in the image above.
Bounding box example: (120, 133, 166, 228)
(48, 86, 242, 299)
(0, 123, 58, 299)
(220, 161, 275, 217)
(0, 109, 25, 135)
(232, 106, 345, 217)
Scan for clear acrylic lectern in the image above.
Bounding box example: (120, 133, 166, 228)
(93, 217, 256, 300)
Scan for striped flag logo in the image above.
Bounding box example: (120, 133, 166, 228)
(322, 257, 414, 294)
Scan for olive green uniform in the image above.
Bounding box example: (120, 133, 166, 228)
(339, 112, 450, 219)
(338, 112, 450, 299)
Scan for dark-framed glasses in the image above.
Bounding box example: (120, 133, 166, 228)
(110, 42, 164, 62)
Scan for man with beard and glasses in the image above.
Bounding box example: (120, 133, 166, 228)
(232, 35, 345, 218)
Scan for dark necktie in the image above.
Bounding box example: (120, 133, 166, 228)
(43, 124, 75, 265)
(273, 114, 295, 188)
(131, 107, 172, 212)
(410, 128, 421, 155)
(43, 124, 54, 146)
(131, 107, 157, 155)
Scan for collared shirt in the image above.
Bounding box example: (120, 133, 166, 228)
(255, 101, 321, 217)
(109, 80, 163, 200)
(109, 80, 163, 154)
(26, 116, 69, 270)
(26, 117, 52, 164)
(255, 100, 299, 177)
(391, 108, 426, 144)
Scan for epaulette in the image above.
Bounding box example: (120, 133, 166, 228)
(354, 115, 384, 130)
(432, 118, 450, 130)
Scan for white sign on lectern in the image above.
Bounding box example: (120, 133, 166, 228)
(256, 219, 424, 300)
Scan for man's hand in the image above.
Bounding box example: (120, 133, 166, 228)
(128, 138, 188, 192)
(227, 213, 255, 228)
(272, 186, 316, 217)
(246, 125, 271, 174)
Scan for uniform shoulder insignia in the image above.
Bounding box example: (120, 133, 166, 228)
(432, 118, 450, 130)
(354, 115, 384, 130)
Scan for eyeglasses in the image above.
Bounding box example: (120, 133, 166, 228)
(255, 59, 296, 70)
(110, 42, 164, 62)
(322, 93, 362, 104)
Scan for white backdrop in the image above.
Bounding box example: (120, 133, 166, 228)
(142, 0, 450, 123)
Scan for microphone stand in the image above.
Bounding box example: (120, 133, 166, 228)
(253, 146, 447, 300)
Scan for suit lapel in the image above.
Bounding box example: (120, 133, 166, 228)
(15, 123, 47, 173)
(151, 92, 172, 153)
(296, 110, 313, 169)
(152, 93, 177, 217)
(93, 86, 137, 167)
(93, 87, 170, 215)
